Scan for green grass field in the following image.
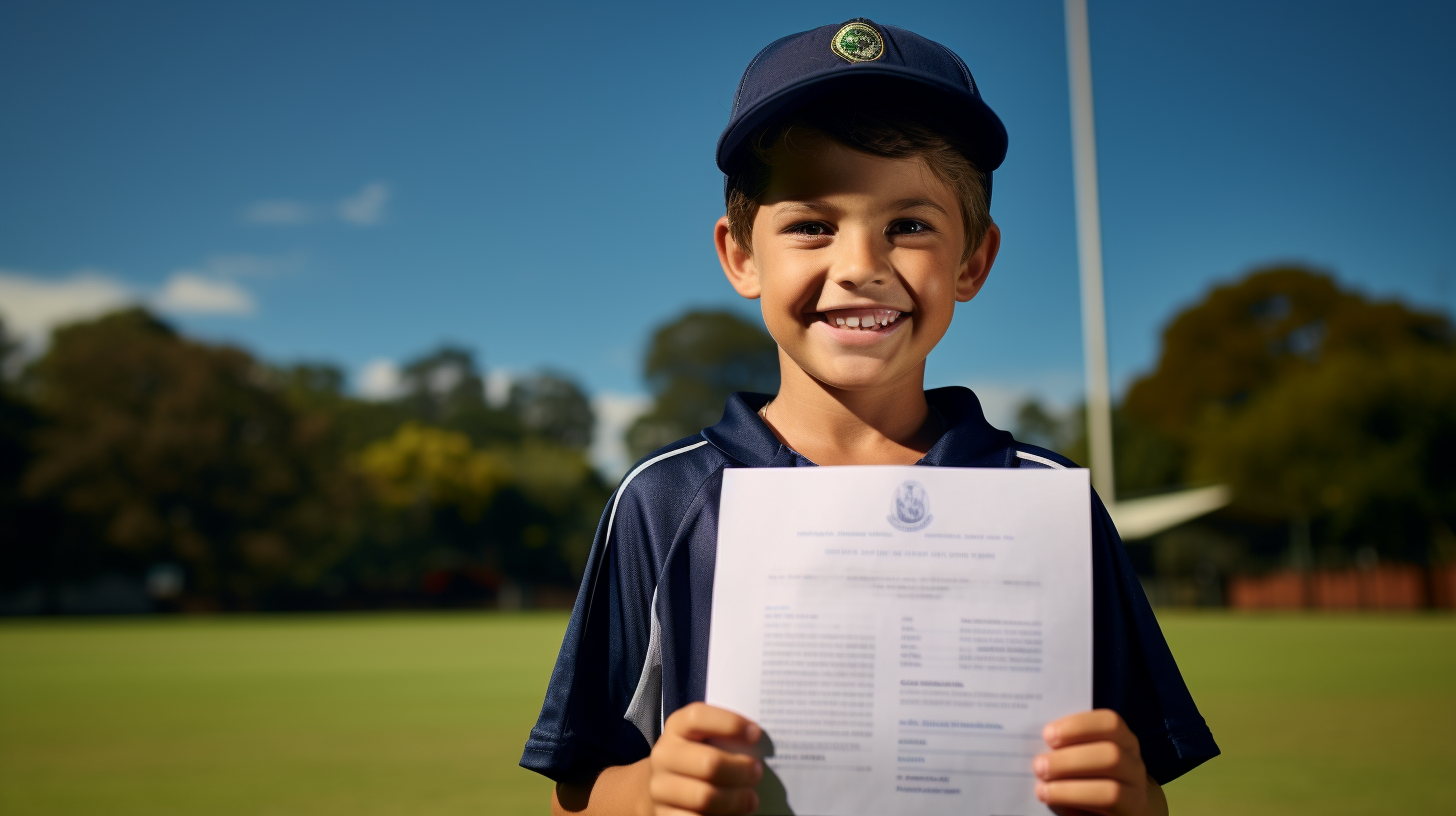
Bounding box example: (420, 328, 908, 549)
(1, 613, 1452, 815)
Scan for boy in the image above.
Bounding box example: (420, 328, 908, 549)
(523, 19, 1218, 816)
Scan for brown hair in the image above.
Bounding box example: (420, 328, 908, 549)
(725, 101, 992, 262)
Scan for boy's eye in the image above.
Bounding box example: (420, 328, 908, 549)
(787, 222, 832, 236)
(888, 220, 933, 235)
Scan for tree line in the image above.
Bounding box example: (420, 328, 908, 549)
(0, 309, 612, 611)
(0, 305, 778, 614)
(1015, 266, 1456, 597)
(2, 266, 1451, 612)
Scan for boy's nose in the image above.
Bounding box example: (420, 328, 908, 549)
(828, 230, 891, 289)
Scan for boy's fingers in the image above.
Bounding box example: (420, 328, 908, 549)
(1042, 709, 1138, 753)
(1035, 778, 1127, 814)
(1032, 741, 1141, 784)
(653, 736, 763, 786)
(649, 772, 760, 815)
(664, 702, 762, 744)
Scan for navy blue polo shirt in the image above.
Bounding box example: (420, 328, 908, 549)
(521, 387, 1219, 785)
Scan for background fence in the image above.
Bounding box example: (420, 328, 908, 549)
(1229, 564, 1456, 610)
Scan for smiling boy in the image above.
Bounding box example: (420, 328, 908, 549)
(523, 19, 1218, 816)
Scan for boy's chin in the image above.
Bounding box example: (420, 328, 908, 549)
(795, 357, 921, 393)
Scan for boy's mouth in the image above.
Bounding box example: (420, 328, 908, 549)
(818, 308, 904, 331)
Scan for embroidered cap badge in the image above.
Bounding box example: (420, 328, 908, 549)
(888, 480, 932, 532)
(831, 22, 885, 63)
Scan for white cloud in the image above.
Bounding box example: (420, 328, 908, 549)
(590, 391, 652, 480)
(244, 182, 390, 228)
(145, 254, 284, 317)
(0, 263, 262, 353)
(0, 269, 137, 349)
(484, 369, 514, 408)
(154, 274, 255, 315)
(358, 358, 405, 400)
(338, 182, 389, 226)
(243, 199, 314, 225)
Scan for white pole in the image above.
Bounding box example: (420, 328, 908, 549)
(1065, 0, 1116, 503)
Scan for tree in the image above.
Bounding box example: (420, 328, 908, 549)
(1190, 349, 1456, 565)
(1117, 265, 1455, 567)
(399, 346, 487, 422)
(21, 309, 351, 607)
(271, 362, 347, 412)
(0, 317, 50, 594)
(1011, 399, 1184, 495)
(627, 309, 778, 459)
(1125, 267, 1452, 444)
(396, 346, 523, 446)
(357, 423, 505, 520)
(1012, 399, 1069, 454)
(312, 346, 522, 454)
(351, 421, 607, 600)
(2, 308, 617, 610)
(1121, 266, 1453, 497)
(508, 371, 594, 449)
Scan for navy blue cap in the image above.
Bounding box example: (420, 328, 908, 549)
(716, 19, 1008, 177)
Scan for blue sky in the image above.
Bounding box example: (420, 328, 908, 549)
(2, 1, 1453, 469)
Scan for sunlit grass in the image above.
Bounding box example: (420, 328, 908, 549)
(0, 613, 561, 815)
(1, 611, 1451, 815)
(1160, 613, 1456, 815)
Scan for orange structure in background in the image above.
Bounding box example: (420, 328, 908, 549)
(1229, 564, 1456, 610)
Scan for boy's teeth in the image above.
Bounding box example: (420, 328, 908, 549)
(824, 308, 903, 330)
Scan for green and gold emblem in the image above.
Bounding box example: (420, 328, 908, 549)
(831, 22, 884, 63)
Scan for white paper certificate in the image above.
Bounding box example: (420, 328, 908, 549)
(706, 466, 1092, 816)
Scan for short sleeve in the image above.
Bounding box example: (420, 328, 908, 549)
(1089, 491, 1220, 784)
(519, 487, 659, 782)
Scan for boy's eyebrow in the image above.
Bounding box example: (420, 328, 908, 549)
(772, 200, 839, 217)
(891, 197, 950, 215)
(770, 198, 950, 216)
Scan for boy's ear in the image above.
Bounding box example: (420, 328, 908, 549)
(716, 216, 761, 300)
(955, 222, 1001, 303)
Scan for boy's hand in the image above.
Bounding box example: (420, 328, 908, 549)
(649, 702, 764, 816)
(1033, 710, 1167, 816)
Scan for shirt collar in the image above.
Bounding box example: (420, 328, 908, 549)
(701, 386, 1016, 469)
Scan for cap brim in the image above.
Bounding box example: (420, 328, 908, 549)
(716, 64, 1008, 175)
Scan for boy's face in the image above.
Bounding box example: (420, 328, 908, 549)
(716, 137, 999, 394)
